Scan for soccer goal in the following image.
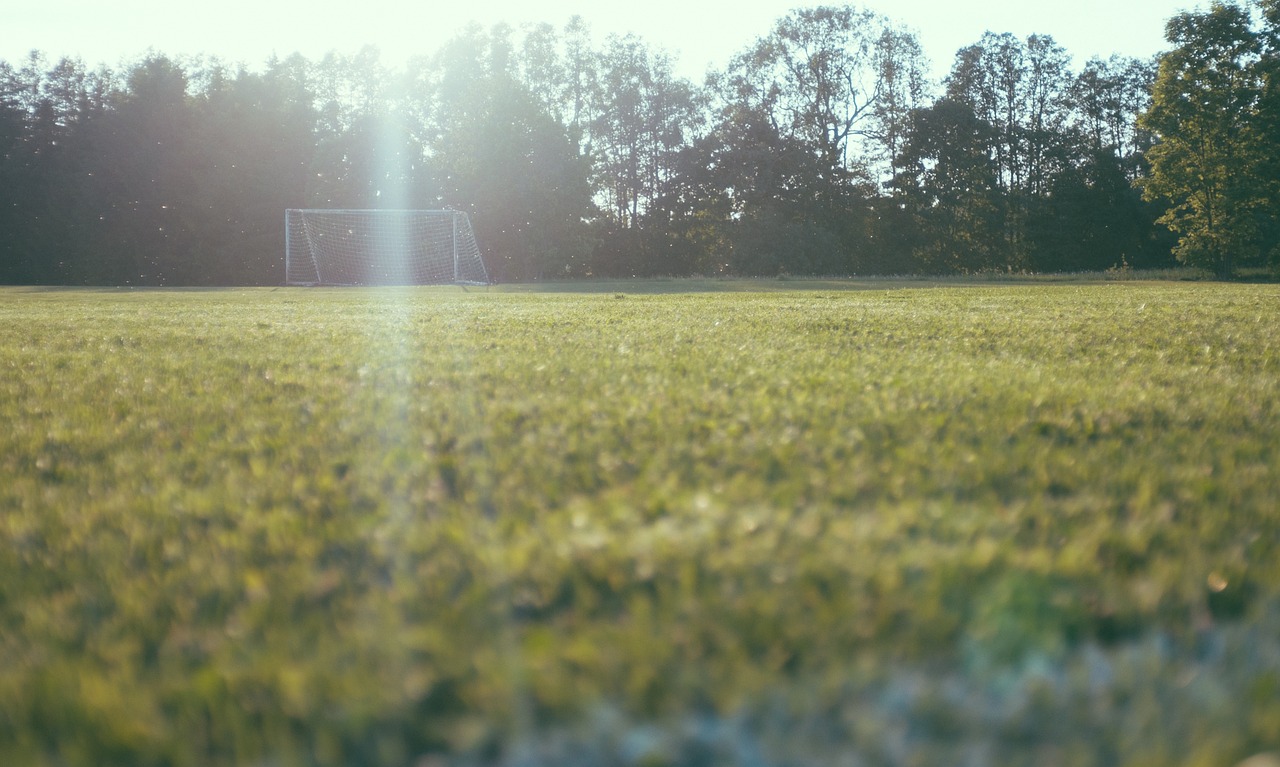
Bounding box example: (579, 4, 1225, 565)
(285, 209, 490, 286)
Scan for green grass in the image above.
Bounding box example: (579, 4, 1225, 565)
(1, 281, 1278, 766)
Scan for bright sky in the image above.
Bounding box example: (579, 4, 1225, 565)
(4, 0, 1202, 83)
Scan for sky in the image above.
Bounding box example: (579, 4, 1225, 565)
(4, 0, 1204, 83)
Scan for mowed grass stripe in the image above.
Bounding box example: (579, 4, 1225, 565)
(0, 282, 1277, 764)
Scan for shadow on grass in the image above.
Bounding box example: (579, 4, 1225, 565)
(3, 285, 271, 293)
(8, 266, 1273, 295)
(484, 268, 1223, 295)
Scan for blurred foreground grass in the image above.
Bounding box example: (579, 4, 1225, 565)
(1, 282, 1278, 766)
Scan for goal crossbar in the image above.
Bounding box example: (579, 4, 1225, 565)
(285, 209, 489, 286)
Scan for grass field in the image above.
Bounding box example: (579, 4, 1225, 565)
(1, 280, 1278, 766)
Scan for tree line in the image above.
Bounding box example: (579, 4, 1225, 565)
(2, 3, 1278, 285)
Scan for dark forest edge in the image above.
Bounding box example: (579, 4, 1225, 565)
(3, 2, 1279, 287)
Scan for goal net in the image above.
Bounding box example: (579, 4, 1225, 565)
(285, 209, 490, 286)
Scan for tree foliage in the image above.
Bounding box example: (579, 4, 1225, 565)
(16, 0, 1280, 284)
(1140, 1, 1266, 275)
(423, 26, 595, 281)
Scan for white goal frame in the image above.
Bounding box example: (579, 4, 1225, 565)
(285, 209, 490, 286)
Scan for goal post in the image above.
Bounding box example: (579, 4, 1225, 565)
(284, 209, 490, 286)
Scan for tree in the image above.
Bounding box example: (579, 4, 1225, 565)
(183, 55, 317, 284)
(692, 5, 926, 276)
(304, 47, 432, 210)
(721, 5, 927, 182)
(1021, 35, 1074, 198)
(1140, 1, 1263, 275)
(944, 33, 1078, 269)
(0, 54, 113, 283)
(1251, 0, 1280, 266)
(1030, 54, 1173, 273)
(590, 35, 704, 229)
(424, 25, 595, 281)
(84, 54, 200, 285)
(891, 97, 1005, 272)
(871, 24, 932, 182)
(0, 60, 34, 282)
(1073, 55, 1157, 181)
(1027, 147, 1175, 272)
(668, 100, 864, 276)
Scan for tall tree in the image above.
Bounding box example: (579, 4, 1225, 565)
(699, 5, 926, 275)
(722, 5, 927, 181)
(86, 54, 199, 285)
(0, 59, 37, 282)
(669, 100, 861, 276)
(1073, 55, 1157, 181)
(591, 36, 704, 225)
(1021, 35, 1074, 198)
(891, 97, 1005, 272)
(1031, 54, 1173, 272)
(304, 47, 431, 210)
(1140, 1, 1263, 275)
(184, 56, 317, 284)
(571, 34, 705, 275)
(871, 24, 932, 181)
(424, 25, 595, 280)
(944, 32, 1077, 268)
(1251, 0, 1280, 266)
